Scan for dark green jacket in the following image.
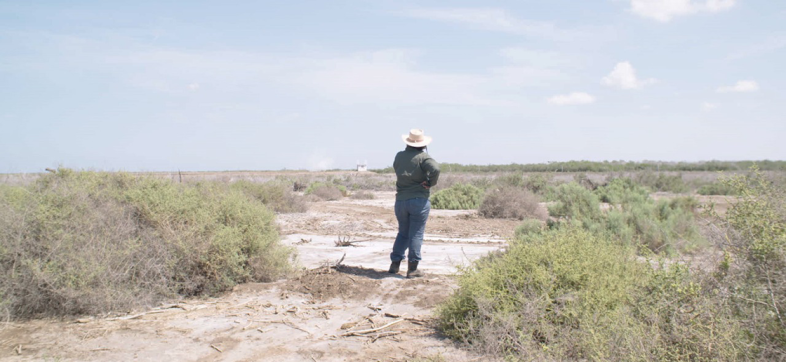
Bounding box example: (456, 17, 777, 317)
(394, 146, 441, 201)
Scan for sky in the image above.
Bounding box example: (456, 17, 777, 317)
(1, 0, 785, 172)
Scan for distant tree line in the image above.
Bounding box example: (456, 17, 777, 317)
(372, 160, 786, 173)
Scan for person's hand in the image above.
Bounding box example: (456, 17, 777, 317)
(421, 181, 430, 189)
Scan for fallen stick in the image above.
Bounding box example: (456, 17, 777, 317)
(283, 322, 313, 336)
(210, 344, 223, 353)
(370, 330, 404, 342)
(341, 319, 404, 336)
(254, 319, 312, 335)
(383, 313, 428, 324)
(105, 309, 170, 321)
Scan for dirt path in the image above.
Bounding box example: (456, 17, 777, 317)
(0, 192, 517, 361)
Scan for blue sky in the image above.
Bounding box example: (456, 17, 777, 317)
(1, 0, 784, 172)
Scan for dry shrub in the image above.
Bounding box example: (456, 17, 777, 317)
(305, 182, 347, 201)
(478, 187, 546, 220)
(312, 186, 343, 201)
(350, 190, 375, 200)
(0, 170, 293, 319)
(230, 180, 308, 213)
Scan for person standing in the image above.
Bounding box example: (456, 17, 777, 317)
(389, 129, 440, 278)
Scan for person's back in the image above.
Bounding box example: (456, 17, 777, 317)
(394, 146, 440, 201)
(389, 129, 440, 278)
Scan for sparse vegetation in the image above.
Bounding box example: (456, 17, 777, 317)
(633, 171, 689, 193)
(374, 160, 786, 173)
(0, 170, 293, 318)
(349, 190, 375, 200)
(697, 181, 739, 195)
(478, 187, 546, 221)
(547, 181, 702, 254)
(305, 182, 348, 201)
(430, 184, 483, 210)
(439, 165, 786, 360)
(230, 180, 308, 213)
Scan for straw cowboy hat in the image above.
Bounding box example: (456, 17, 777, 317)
(402, 129, 432, 147)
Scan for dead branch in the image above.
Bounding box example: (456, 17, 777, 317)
(210, 344, 223, 353)
(370, 330, 404, 342)
(341, 319, 404, 336)
(334, 234, 360, 247)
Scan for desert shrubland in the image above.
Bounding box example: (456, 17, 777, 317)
(438, 166, 785, 360)
(0, 170, 293, 318)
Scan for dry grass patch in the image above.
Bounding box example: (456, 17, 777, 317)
(478, 187, 547, 220)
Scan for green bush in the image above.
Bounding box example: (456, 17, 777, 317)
(230, 180, 308, 213)
(605, 198, 702, 254)
(438, 227, 748, 361)
(547, 182, 601, 220)
(711, 168, 786, 357)
(430, 184, 483, 210)
(514, 219, 544, 238)
(0, 170, 292, 318)
(549, 180, 702, 254)
(523, 174, 551, 194)
(697, 181, 739, 195)
(594, 178, 649, 204)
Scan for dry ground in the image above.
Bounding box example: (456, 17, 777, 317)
(0, 175, 734, 361)
(0, 191, 522, 362)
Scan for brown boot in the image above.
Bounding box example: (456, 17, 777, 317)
(407, 261, 423, 278)
(388, 261, 401, 274)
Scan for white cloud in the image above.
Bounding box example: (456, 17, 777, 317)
(547, 92, 595, 105)
(702, 102, 719, 111)
(630, 0, 736, 22)
(32, 32, 569, 107)
(601, 62, 656, 90)
(402, 8, 580, 41)
(716, 80, 759, 93)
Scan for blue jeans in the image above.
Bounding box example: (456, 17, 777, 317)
(391, 197, 430, 262)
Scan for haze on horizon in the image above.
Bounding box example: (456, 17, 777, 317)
(1, 0, 784, 173)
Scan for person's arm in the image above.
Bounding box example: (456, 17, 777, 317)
(422, 157, 440, 188)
